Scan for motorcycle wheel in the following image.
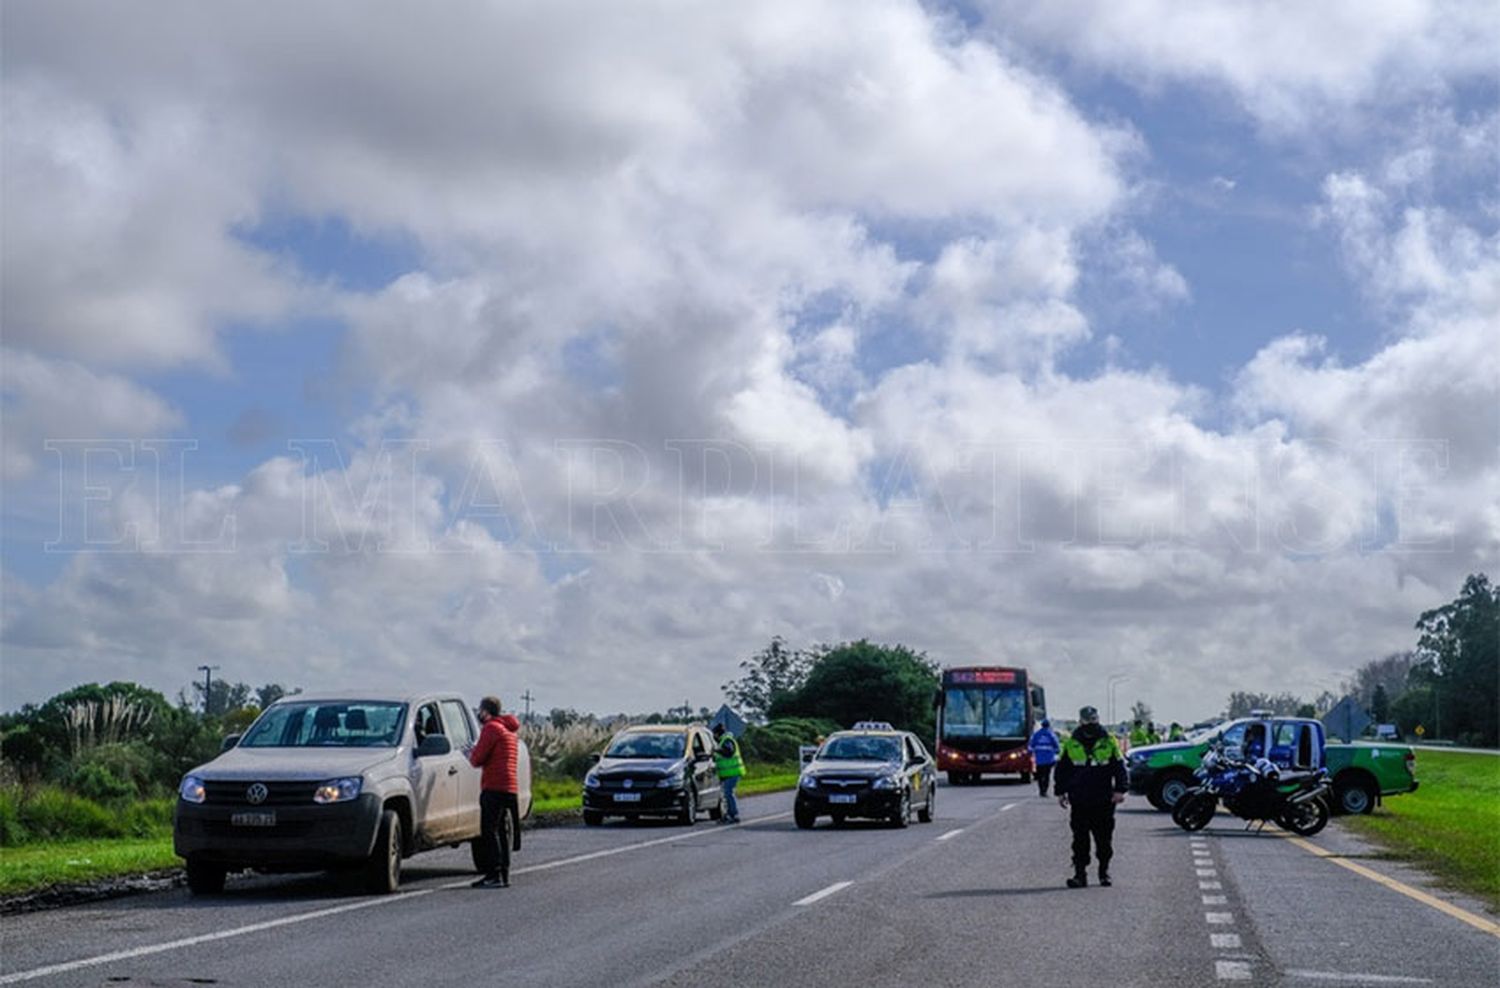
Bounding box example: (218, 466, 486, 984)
(1277, 796, 1330, 837)
(1173, 793, 1216, 832)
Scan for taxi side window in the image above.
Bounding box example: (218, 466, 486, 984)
(905, 737, 920, 763)
(439, 700, 474, 747)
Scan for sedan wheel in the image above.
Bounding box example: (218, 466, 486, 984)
(678, 787, 697, 826)
(891, 791, 911, 829)
(917, 787, 935, 823)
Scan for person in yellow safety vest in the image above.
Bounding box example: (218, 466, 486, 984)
(712, 723, 745, 824)
(1129, 720, 1150, 749)
(1168, 722, 1185, 741)
(1055, 705, 1128, 888)
(1146, 723, 1161, 745)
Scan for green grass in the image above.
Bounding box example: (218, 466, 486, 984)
(1342, 750, 1500, 910)
(0, 837, 179, 895)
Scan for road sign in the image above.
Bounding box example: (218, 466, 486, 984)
(1415, 724, 1426, 737)
(1321, 695, 1372, 743)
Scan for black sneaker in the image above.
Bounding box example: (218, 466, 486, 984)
(471, 875, 505, 889)
(1066, 873, 1088, 889)
(1099, 872, 1112, 887)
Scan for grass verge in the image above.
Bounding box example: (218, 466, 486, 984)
(1341, 749, 1500, 911)
(0, 837, 179, 896)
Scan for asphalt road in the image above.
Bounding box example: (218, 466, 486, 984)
(2, 783, 1497, 986)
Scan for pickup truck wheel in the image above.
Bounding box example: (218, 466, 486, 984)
(185, 858, 226, 895)
(707, 801, 723, 822)
(363, 809, 402, 894)
(678, 787, 697, 826)
(1153, 774, 1192, 811)
(1334, 777, 1377, 815)
(582, 809, 604, 826)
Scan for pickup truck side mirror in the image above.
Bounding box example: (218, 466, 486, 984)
(591, 752, 602, 763)
(220, 734, 241, 753)
(416, 734, 452, 757)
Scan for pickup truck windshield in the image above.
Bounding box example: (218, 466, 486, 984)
(605, 733, 685, 758)
(820, 736, 901, 762)
(241, 701, 407, 748)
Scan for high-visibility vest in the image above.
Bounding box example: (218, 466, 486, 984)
(1062, 733, 1122, 766)
(714, 734, 745, 778)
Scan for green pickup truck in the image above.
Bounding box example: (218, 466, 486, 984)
(1126, 715, 1418, 815)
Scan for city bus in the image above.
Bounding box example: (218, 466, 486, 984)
(934, 666, 1047, 784)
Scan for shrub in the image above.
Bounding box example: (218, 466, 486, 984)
(68, 763, 135, 804)
(0, 785, 175, 845)
(740, 717, 841, 763)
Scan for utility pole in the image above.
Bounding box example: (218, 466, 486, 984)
(197, 665, 220, 716)
(520, 690, 535, 724)
(1107, 673, 1130, 726)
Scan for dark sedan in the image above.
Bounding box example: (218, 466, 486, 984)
(582, 725, 723, 826)
(794, 727, 937, 829)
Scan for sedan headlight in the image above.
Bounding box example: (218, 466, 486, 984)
(179, 775, 206, 804)
(657, 772, 685, 788)
(584, 773, 601, 789)
(313, 777, 362, 804)
(872, 774, 901, 790)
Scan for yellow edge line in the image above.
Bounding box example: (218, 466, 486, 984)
(1280, 834, 1500, 939)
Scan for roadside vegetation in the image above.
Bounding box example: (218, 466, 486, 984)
(1342, 750, 1500, 911)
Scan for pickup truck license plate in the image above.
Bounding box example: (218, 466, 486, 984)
(613, 793, 642, 803)
(231, 811, 276, 827)
(828, 794, 857, 804)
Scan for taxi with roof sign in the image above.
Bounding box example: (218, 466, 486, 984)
(794, 722, 937, 829)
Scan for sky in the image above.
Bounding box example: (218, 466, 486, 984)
(2, 0, 1497, 724)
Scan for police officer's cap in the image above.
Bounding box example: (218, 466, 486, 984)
(1078, 705, 1100, 723)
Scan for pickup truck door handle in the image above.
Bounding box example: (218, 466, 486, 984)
(447, 765, 460, 776)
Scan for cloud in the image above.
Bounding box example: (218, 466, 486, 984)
(983, 0, 1500, 133)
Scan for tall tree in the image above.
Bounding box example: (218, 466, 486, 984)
(1370, 684, 1391, 723)
(1414, 573, 1498, 746)
(1130, 700, 1153, 724)
(722, 636, 812, 721)
(770, 640, 939, 737)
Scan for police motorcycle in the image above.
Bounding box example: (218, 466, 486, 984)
(1171, 743, 1333, 836)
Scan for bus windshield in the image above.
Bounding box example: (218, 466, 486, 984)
(943, 686, 1027, 738)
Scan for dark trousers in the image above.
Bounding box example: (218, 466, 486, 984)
(1035, 762, 1054, 795)
(476, 790, 519, 880)
(1069, 802, 1116, 873)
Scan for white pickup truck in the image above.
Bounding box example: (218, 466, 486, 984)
(173, 691, 532, 894)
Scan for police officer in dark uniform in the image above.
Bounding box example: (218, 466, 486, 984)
(1054, 705, 1128, 888)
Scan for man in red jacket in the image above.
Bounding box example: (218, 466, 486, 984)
(468, 695, 521, 889)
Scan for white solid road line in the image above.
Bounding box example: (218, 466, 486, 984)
(935, 829, 964, 842)
(0, 810, 793, 985)
(1001, 803, 1018, 812)
(1284, 972, 1434, 984)
(794, 881, 853, 906)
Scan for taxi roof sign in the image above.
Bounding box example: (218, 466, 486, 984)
(852, 721, 895, 731)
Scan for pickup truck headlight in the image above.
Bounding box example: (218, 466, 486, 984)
(584, 773, 601, 789)
(179, 775, 207, 804)
(799, 775, 819, 790)
(313, 777, 363, 804)
(872, 774, 901, 790)
(1128, 750, 1148, 764)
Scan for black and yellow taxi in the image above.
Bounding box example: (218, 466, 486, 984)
(794, 722, 937, 829)
(582, 724, 724, 826)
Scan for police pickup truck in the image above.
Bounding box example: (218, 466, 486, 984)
(174, 692, 531, 894)
(1126, 714, 1416, 815)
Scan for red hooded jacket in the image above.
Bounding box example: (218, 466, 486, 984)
(468, 713, 521, 793)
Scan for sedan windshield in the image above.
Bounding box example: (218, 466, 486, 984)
(240, 702, 406, 748)
(819, 736, 902, 762)
(605, 732, 685, 759)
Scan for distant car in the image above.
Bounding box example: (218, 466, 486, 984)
(173, 692, 532, 895)
(582, 724, 723, 826)
(794, 724, 936, 829)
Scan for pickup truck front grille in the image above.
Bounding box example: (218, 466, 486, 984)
(203, 781, 320, 806)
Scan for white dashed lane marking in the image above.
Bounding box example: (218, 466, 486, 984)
(935, 829, 963, 842)
(794, 881, 853, 906)
(1210, 934, 1242, 949)
(1203, 895, 1229, 905)
(1216, 960, 1253, 981)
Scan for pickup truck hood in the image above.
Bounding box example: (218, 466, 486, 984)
(807, 759, 902, 777)
(1129, 741, 1201, 758)
(192, 746, 402, 780)
(594, 756, 685, 777)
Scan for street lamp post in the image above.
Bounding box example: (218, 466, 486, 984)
(1107, 673, 1130, 726)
